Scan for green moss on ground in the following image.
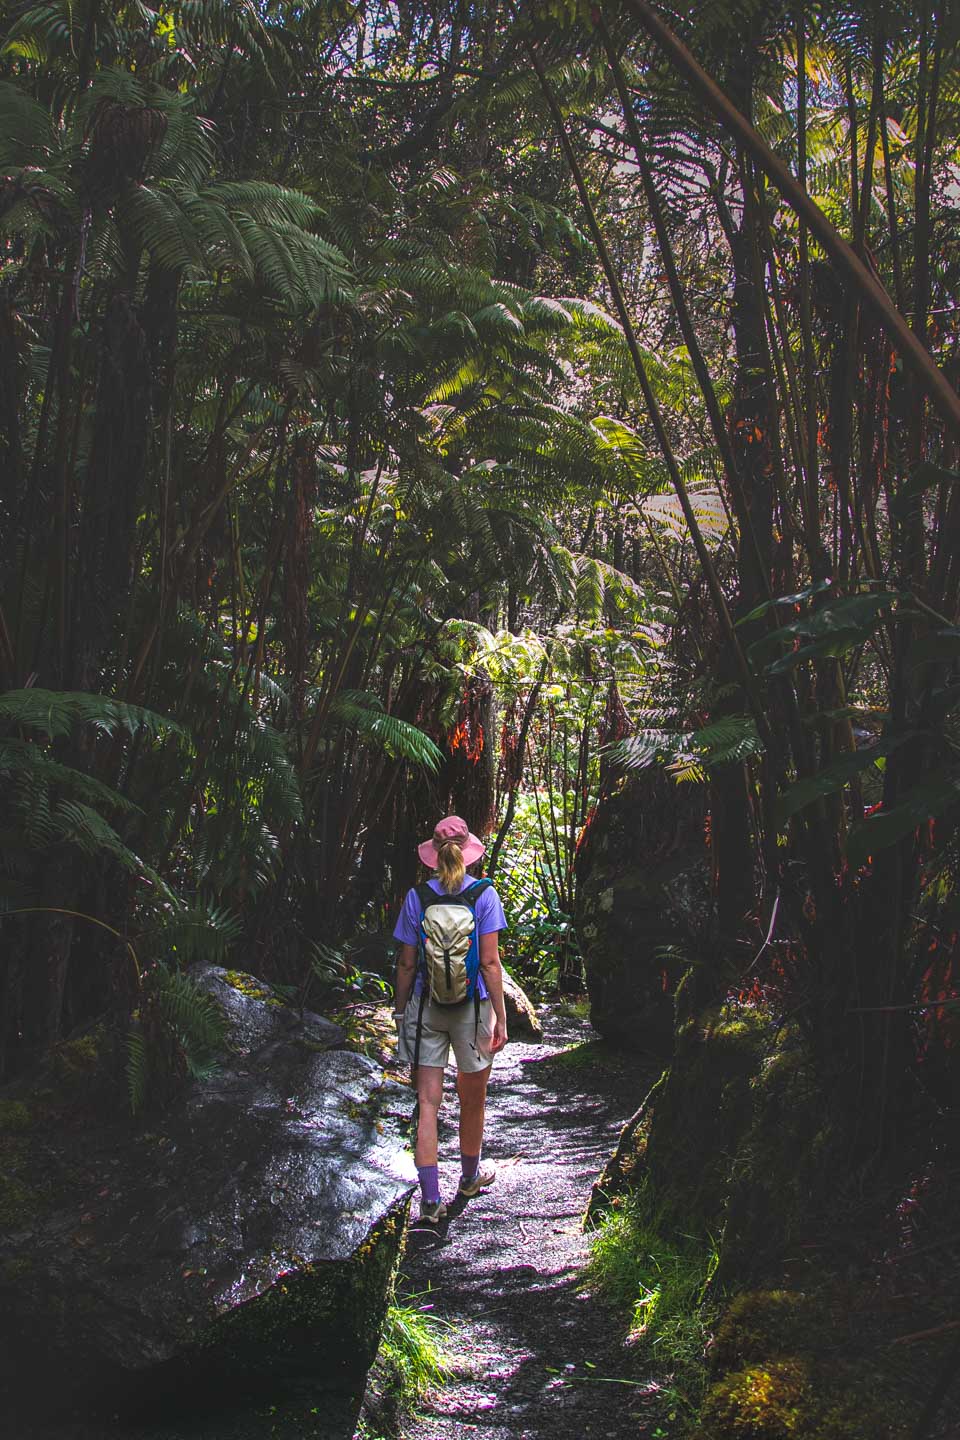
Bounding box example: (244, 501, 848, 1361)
(47, 1023, 120, 1111)
(698, 1287, 914, 1440)
(535, 1036, 629, 1077)
(710, 1290, 826, 1371)
(0, 1170, 38, 1229)
(53, 1028, 104, 1078)
(0, 1100, 31, 1133)
(699, 1358, 811, 1438)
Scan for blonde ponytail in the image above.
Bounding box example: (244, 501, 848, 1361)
(436, 839, 466, 893)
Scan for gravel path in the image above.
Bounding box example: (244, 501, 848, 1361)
(392, 1009, 661, 1440)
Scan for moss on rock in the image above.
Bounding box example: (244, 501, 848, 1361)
(196, 1205, 407, 1386)
(699, 1359, 811, 1438)
(640, 1005, 769, 1227)
(222, 970, 274, 1003)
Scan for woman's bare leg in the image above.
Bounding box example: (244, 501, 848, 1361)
(456, 1066, 491, 1157)
(414, 1065, 444, 1167)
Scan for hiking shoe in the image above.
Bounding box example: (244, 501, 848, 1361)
(458, 1167, 496, 1198)
(417, 1199, 447, 1225)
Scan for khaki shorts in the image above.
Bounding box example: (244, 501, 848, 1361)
(397, 995, 494, 1073)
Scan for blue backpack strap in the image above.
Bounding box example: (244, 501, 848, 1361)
(463, 879, 494, 1046)
(464, 877, 493, 905)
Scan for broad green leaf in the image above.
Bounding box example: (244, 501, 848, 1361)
(846, 770, 960, 868)
(892, 460, 960, 517)
(735, 577, 834, 627)
(773, 737, 911, 829)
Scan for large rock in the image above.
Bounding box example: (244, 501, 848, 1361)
(502, 967, 542, 1041)
(0, 967, 416, 1429)
(575, 768, 711, 1052)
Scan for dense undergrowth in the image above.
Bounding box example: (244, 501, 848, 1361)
(584, 993, 957, 1439)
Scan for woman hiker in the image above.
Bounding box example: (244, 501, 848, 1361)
(392, 815, 508, 1224)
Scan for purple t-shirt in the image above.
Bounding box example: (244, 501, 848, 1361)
(393, 877, 506, 999)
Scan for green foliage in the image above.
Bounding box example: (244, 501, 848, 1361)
(327, 693, 443, 773)
(144, 900, 244, 968)
(126, 965, 227, 1112)
(611, 713, 763, 782)
(586, 1179, 721, 1419)
(846, 768, 960, 869)
(125, 1030, 149, 1115)
(377, 1296, 451, 1406)
(496, 832, 581, 994)
(748, 592, 901, 677)
(153, 968, 227, 1068)
(0, 690, 180, 743)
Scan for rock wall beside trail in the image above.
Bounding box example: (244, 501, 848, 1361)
(575, 769, 711, 1052)
(0, 966, 416, 1430)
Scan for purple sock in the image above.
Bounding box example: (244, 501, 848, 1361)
(417, 1164, 440, 1204)
(461, 1153, 480, 1181)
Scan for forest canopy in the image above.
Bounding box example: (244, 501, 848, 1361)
(0, 0, 958, 1180)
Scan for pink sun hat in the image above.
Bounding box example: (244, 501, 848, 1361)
(417, 814, 486, 868)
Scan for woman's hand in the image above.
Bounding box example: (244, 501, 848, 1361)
(489, 1013, 508, 1054)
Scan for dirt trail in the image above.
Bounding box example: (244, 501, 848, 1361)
(394, 1009, 660, 1440)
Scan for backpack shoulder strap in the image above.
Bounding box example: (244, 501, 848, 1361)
(415, 881, 437, 912)
(463, 877, 493, 907)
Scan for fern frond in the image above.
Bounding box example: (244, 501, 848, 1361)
(327, 691, 443, 772)
(0, 689, 180, 741)
(126, 1029, 149, 1115)
(154, 967, 227, 1059)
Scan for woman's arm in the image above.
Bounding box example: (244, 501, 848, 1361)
(394, 943, 417, 1015)
(479, 930, 508, 1053)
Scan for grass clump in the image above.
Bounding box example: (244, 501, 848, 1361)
(585, 1179, 720, 1422)
(360, 1290, 452, 1436)
(378, 1297, 450, 1403)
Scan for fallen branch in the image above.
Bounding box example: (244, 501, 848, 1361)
(891, 1319, 960, 1346)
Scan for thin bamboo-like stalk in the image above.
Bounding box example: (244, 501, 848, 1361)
(611, 0, 960, 436)
(523, 29, 770, 744)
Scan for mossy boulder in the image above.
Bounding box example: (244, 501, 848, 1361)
(575, 768, 711, 1052)
(194, 963, 346, 1054)
(590, 1006, 770, 1229)
(591, 1003, 841, 1279)
(502, 966, 542, 1040)
(0, 970, 415, 1428)
(699, 1358, 812, 1438)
